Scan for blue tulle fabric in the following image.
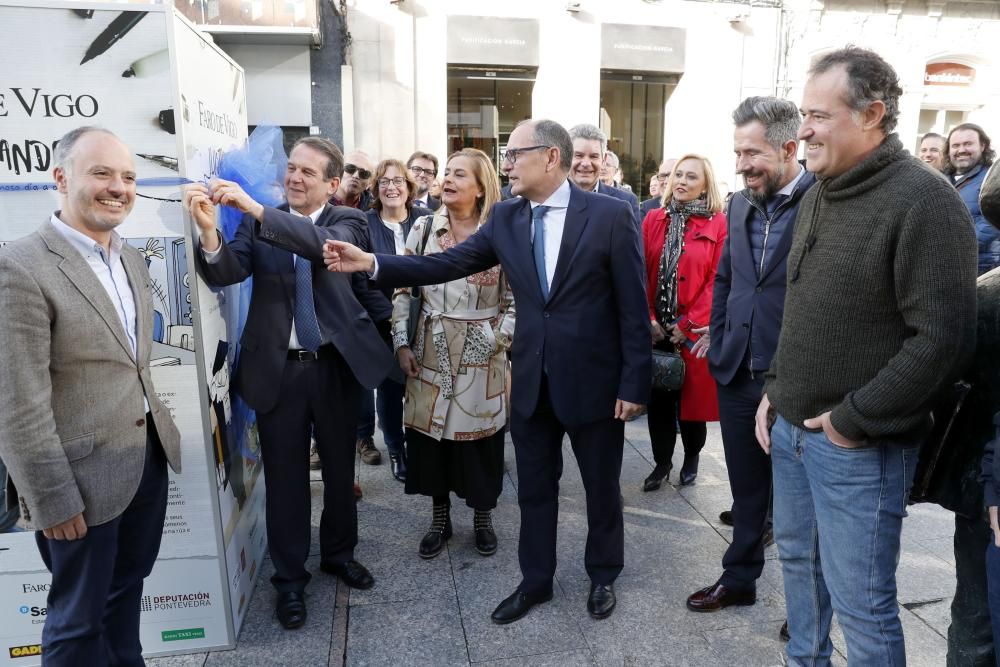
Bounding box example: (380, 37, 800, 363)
(215, 125, 288, 460)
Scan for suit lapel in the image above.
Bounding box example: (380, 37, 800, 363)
(121, 246, 149, 364)
(548, 186, 589, 301)
(273, 203, 297, 305)
(40, 222, 135, 361)
(733, 197, 756, 282)
(509, 198, 545, 304)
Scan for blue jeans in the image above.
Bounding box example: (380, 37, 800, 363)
(987, 535, 1000, 661)
(771, 413, 918, 666)
(356, 378, 405, 458)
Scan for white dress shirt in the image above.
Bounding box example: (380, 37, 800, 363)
(51, 213, 148, 411)
(530, 178, 572, 291)
(202, 205, 325, 350)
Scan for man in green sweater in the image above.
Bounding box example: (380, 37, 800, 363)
(754, 47, 978, 665)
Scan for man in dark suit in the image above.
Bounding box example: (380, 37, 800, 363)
(185, 136, 393, 630)
(686, 97, 815, 619)
(324, 119, 650, 623)
(567, 124, 641, 227)
(0, 127, 182, 666)
(640, 158, 675, 220)
(407, 151, 440, 210)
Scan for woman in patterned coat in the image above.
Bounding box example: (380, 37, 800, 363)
(391, 148, 514, 559)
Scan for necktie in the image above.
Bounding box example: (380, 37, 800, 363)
(532, 205, 551, 300)
(294, 253, 323, 352)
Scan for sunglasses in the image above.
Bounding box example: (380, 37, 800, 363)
(344, 163, 372, 180)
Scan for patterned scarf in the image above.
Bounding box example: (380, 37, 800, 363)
(655, 196, 713, 329)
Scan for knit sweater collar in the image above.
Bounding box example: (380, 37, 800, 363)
(821, 133, 906, 201)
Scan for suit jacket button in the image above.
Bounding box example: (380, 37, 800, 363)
(136, 418, 146, 427)
(543, 312, 550, 318)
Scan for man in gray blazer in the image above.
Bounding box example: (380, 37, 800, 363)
(0, 126, 182, 666)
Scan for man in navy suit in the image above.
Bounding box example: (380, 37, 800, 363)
(568, 124, 641, 227)
(324, 119, 650, 623)
(686, 97, 815, 618)
(185, 136, 393, 630)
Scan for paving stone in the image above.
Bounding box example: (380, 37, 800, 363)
(474, 649, 596, 666)
(345, 597, 470, 667)
(147, 653, 208, 667)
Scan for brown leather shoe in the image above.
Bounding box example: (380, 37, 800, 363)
(686, 582, 756, 612)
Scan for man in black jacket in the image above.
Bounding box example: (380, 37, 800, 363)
(185, 136, 393, 630)
(687, 96, 816, 616)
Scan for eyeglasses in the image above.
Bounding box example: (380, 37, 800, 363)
(655, 173, 671, 181)
(409, 165, 436, 177)
(502, 145, 551, 165)
(378, 177, 406, 188)
(344, 163, 372, 180)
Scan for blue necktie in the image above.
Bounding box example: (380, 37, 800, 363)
(294, 253, 323, 352)
(532, 205, 550, 300)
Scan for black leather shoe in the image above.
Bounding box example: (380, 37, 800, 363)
(587, 583, 616, 619)
(389, 454, 407, 482)
(642, 464, 671, 492)
(686, 582, 756, 612)
(276, 591, 306, 629)
(780, 620, 790, 642)
(719, 510, 734, 526)
(491, 589, 553, 625)
(320, 559, 374, 590)
(679, 454, 700, 486)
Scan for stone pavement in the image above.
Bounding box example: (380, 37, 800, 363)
(149, 418, 957, 666)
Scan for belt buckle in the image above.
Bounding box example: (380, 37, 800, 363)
(294, 349, 317, 362)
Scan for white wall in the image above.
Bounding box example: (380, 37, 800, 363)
(220, 44, 313, 126)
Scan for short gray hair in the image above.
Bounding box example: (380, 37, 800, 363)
(520, 119, 573, 172)
(54, 126, 118, 172)
(568, 123, 607, 154)
(809, 46, 902, 134)
(732, 96, 801, 151)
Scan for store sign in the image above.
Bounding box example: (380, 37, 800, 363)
(601, 24, 686, 73)
(447, 16, 539, 67)
(924, 62, 975, 86)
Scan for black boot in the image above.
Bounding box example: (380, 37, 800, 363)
(474, 509, 497, 556)
(642, 464, 672, 492)
(389, 453, 407, 482)
(679, 454, 700, 486)
(418, 498, 452, 559)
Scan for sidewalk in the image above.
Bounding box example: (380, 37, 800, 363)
(149, 418, 956, 666)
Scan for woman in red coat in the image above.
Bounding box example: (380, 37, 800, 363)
(641, 153, 727, 490)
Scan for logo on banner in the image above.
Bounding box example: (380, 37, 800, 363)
(142, 592, 212, 611)
(17, 606, 46, 623)
(161, 628, 205, 643)
(8, 644, 42, 659)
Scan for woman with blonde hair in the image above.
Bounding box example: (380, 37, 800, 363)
(640, 153, 727, 491)
(391, 148, 515, 559)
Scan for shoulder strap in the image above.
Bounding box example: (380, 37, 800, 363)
(417, 214, 434, 255)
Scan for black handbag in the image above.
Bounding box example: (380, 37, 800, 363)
(406, 216, 435, 345)
(651, 348, 685, 392)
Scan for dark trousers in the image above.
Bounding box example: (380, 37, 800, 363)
(257, 347, 361, 594)
(510, 377, 625, 597)
(950, 510, 997, 666)
(357, 377, 405, 458)
(647, 386, 706, 466)
(717, 368, 771, 591)
(36, 425, 168, 667)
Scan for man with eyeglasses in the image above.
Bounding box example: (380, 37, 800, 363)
(407, 151, 440, 210)
(323, 119, 650, 625)
(332, 150, 375, 211)
(640, 158, 676, 219)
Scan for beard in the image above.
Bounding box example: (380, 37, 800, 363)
(742, 165, 785, 207)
